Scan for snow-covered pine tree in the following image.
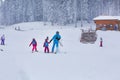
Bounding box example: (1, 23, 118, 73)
(1, 0, 120, 25)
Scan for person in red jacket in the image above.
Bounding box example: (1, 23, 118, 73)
(29, 38, 38, 53)
(100, 37, 103, 47)
(43, 37, 49, 53)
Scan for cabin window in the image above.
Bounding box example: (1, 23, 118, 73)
(96, 24, 99, 28)
(110, 24, 113, 28)
(97, 24, 102, 28)
(100, 24, 106, 31)
(103, 24, 106, 27)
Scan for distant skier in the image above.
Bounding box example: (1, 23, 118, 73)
(15, 26, 20, 31)
(114, 24, 118, 31)
(100, 37, 103, 47)
(18, 26, 21, 31)
(29, 38, 38, 53)
(1, 34, 5, 45)
(49, 31, 61, 53)
(43, 36, 49, 53)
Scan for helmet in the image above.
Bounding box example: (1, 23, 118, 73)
(33, 38, 35, 41)
(56, 31, 59, 34)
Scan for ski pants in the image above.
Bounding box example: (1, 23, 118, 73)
(44, 47, 49, 53)
(1, 40, 5, 45)
(100, 41, 103, 47)
(52, 42, 58, 53)
(32, 45, 37, 52)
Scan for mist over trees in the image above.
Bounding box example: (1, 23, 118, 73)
(0, 0, 120, 25)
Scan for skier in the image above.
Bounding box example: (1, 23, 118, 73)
(100, 37, 103, 47)
(29, 38, 38, 53)
(18, 26, 21, 31)
(43, 36, 49, 53)
(1, 34, 5, 45)
(114, 24, 118, 31)
(49, 31, 61, 53)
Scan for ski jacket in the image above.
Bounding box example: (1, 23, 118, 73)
(43, 42, 49, 47)
(29, 39, 37, 46)
(1, 35, 5, 40)
(51, 33, 61, 43)
(43, 39, 49, 47)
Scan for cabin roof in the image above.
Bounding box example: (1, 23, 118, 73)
(93, 16, 120, 20)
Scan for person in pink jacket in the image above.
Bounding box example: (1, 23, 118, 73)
(29, 38, 38, 53)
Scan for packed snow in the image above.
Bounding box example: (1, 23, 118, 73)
(0, 22, 120, 80)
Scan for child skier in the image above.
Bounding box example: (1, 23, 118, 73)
(100, 37, 103, 47)
(1, 34, 5, 45)
(29, 38, 38, 53)
(43, 37, 49, 53)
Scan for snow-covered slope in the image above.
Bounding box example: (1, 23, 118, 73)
(0, 22, 120, 80)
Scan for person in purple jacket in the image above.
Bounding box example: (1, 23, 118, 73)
(43, 37, 49, 53)
(1, 34, 5, 45)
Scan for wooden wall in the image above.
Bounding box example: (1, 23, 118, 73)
(94, 20, 120, 31)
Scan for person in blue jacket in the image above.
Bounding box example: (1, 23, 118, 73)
(49, 31, 61, 53)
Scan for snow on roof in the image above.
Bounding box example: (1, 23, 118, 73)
(93, 16, 120, 20)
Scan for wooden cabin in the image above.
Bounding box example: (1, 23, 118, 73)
(93, 16, 120, 31)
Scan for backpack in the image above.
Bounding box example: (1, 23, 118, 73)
(56, 36, 60, 41)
